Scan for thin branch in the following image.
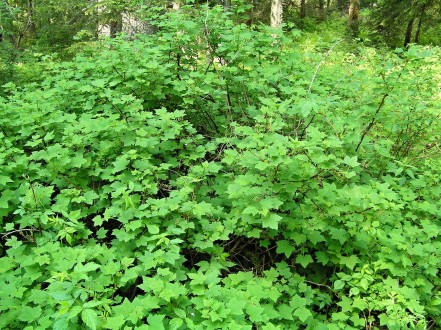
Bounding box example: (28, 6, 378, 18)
(304, 280, 338, 297)
(355, 92, 388, 152)
(1, 228, 40, 238)
(355, 59, 408, 152)
(308, 40, 341, 93)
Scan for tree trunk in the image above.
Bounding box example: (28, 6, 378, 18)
(404, 17, 414, 47)
(300, 0, 307, 19)
(348, 0, 359, 37)
(109, 9, 122, 38)
(318, 0, 325, 18)
(109, 13, 123, 38)
(414, 4, 426, 43)
(337, 0, 346, 12)
(171, 1, 181, 10)
(348, 0, 359, 22)
(27, 0, 36, 35)
(270, 0, 283, 28)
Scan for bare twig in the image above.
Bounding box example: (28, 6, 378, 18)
(355, 59, 408, 152)
(308, 40, 341, 93)
(1, 228, 40, 238)
(304, 280, 338, 297)
(355, 92, 389, 152)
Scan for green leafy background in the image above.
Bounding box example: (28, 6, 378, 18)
(1, 5, 440, 330)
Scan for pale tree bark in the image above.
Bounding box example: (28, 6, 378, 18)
(171, 1, 180, 10)
(348, 0, 359, 22)
(27, 0, 36, 35)
(348, 0, 360, 37)
(271, 0, 283, 28)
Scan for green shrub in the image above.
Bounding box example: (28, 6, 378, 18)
(1, 5, 440, 329)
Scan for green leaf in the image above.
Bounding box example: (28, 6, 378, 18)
(70, 155, 87, 168)
(260, 197, 283, 210)
(262, 213, 282, 229)
(247, 303, 264, 322)
(278, 304, 294, 320)
(147, 225, 160, 234)
(0, 189, 14, 208)
(332, 312, 349, 321)
(76, 262, 101, 273)
(104, 315, 125, 329)
(334, 280, 345, 290)
(340, 255, 360, 271)
(83, 190, 99, 204)
(315, 251, 329, 265)
(243, 206, 260, 215)
(169, 318, 184, 330)
(296, 254, 313, 268)
(330, 228, 349, 244)
(53, 317, 69, 330)
(342, 156, 359, 167)
(349, 287, 360, 296)
(147, 314, 165, 330)
(294, 307, 312, 322)
(112, 158, 130, 173)
(255, 161, 270, 171)
(44, 131, 55, 141)
(18, 306, 42, 322)
(276, 240, 295, 258)
(226, 297, 246, 315)
(0, 176, 13, 186)
(308, 231, 325, 244)
(81, 309, 97, 330)
(337, 296, 352, 312)
(173, 308, 186, 318)
(352, 298, 367, 310)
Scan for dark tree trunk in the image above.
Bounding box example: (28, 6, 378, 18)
(300, 0, 307, 18)
(318, 0, 325, 18)
(109, 14, 122, 38)
(414, 4, 426, 43)
(337, 0, 346, 12)
(404, 17, 414, 47)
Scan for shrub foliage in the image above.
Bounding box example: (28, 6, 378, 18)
(1, 6, 440, 329)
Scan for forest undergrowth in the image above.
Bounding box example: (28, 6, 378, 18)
(1, 5, 441, 330)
